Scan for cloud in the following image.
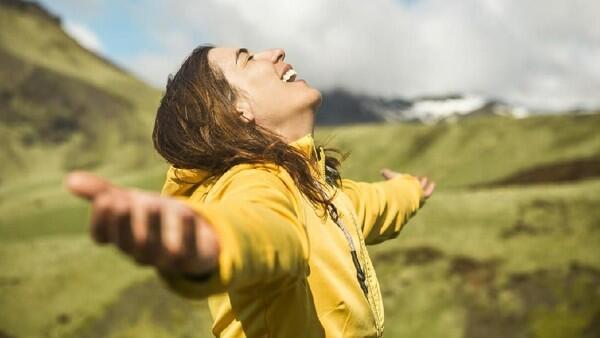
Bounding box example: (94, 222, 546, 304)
(129, 52, 183, 88)
(125, 0, 600, 110)
(63, 21, 103, 53)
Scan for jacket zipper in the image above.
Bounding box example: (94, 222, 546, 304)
(327, 202, 384, 337)
(314, 152, 368, 294)
(345, 202, 385, 337)
(316, 150, 383, 336)
(326, 203, 369, 296)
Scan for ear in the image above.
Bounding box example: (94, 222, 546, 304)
(236, 100, 255, 123)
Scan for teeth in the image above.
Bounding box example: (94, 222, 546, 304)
(281, 69, 297, 82)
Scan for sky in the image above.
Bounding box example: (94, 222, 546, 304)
(39, 0, 600, 111)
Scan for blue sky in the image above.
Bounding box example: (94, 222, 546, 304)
(39, 1, 161, 61)
(38, 0, 600, 111)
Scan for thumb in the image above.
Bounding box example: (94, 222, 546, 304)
(65, 171, 115, 200)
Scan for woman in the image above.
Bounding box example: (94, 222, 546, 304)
(67, 45, 435, 337)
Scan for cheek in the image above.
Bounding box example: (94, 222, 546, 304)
(246, 78, 285, 105)
(241, 76, 278, 101)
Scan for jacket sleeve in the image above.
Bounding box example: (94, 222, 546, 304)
(157, 167, 309, 299)
(340, 174, 424, 245)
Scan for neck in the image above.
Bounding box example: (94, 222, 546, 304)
(276, 108, 316, 143)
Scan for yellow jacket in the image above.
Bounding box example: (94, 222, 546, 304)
(159, 133, 424, 337)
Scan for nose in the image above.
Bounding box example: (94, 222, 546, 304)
(254, 48, 286, 63)
(270, 48, 286, 63)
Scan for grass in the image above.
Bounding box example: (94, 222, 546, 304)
(1, 176, 597, 337)
(0, 114, 599, 337)
(371, 179, 600, 338)
(0, 163, 168, 242)
(0, 236, 152, 337)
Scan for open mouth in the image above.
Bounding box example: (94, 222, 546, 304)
(281, 68, 297, 82)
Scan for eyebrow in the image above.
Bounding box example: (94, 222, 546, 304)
(235, 48, 248, 65)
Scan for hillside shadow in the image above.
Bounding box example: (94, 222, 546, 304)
(473, 156, 600, 188)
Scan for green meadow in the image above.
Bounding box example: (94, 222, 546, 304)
(1, 114, 599, 338)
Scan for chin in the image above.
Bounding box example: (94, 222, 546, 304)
(287, 85, 321, 114)
(306, 87, 322, 111)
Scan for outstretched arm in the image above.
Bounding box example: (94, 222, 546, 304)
(341, 168, 435, 245)
(66, 168, 309, 299)
(66, 171, 220, 279)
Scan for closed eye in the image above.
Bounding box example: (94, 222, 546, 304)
(242, 53, 254, 68)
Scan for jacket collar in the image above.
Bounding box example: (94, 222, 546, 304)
(289, 132, 326, 179)
(162, 133, 326, 197)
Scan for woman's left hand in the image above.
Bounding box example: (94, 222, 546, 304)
(380, 168, 435, 201)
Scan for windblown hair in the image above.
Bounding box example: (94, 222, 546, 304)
(152, 45, 348, 218)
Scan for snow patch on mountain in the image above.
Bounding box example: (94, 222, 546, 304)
(366, 94, 532, 124)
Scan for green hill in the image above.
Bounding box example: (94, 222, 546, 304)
(318, 114, 600, 188)
(0, 0, 162, 180)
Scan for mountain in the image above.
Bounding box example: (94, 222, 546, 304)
(367, 94, 526, 123)
(317, 90, 597, 126)
(316, 90, 498, 125)
(0, 0, 161, 180)
(316, 88, 388, 125)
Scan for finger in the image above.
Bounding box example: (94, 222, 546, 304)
(158, 205, 199, 274)
(180, 210, 205, 274)
(146, 204, 163, 263)
(105, 192, 126, 243)
(90, 193, 112, 244)
(194, 215, 220, 272)
(109, 193, 135, 254)
(424, 181, 436, 198)
(66, 171, 115, 201)
(161, 204, 185, 258)
(140, 203, 162, 265)
(380, 168, 398, 180)
(131, 195, 150, 263)
(135, 201, 162, 266)
(183, 211, 199, 261)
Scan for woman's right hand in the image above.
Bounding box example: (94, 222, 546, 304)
(65, 171, 220, 278)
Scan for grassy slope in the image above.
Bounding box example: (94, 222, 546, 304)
(316, 114, 600, 188)
(1, 115, 599, 337)
(0, 5, 159, 117)
(0, 3, 163, 181)
(372, 181, 600, 338)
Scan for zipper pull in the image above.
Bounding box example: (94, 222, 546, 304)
(327, 202, 369, 296)
(351, 250, 369, 295)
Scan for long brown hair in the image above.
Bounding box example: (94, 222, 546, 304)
(152, 45, 348, 218)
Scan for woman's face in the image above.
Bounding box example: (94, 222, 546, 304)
(208, 47, 321, 140)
